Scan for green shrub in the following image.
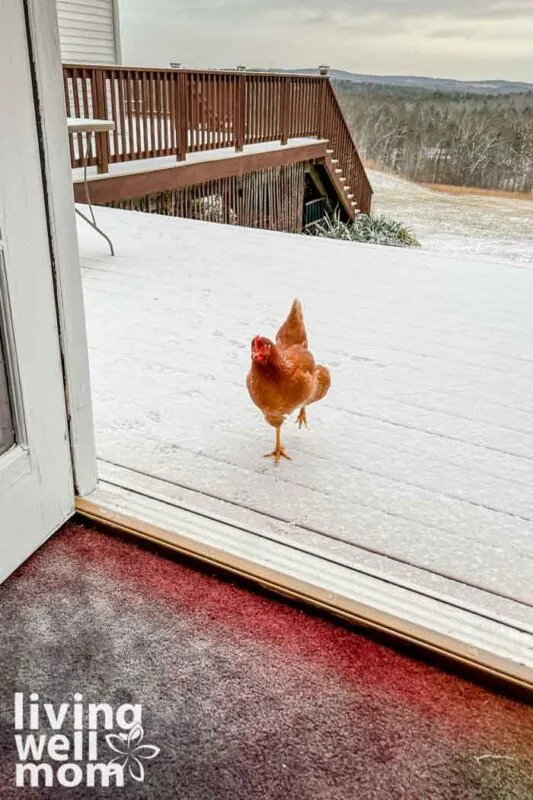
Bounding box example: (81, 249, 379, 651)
(305, 211, 420, 248)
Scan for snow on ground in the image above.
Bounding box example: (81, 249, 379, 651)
(77, 202, 533, 612)
(369, 169, 533, 267)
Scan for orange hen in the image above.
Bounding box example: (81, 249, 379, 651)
(246, 299, 331, 463)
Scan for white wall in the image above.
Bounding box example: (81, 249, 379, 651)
(56, 0, 120, 64)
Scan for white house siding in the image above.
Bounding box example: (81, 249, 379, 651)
(56, 0, 118, 65)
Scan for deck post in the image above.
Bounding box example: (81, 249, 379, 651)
(93, 69, 109, 173)
(317, 66, 330, 140)
(235, 70, 245, 152)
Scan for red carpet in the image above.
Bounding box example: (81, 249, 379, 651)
(0, 520, 532, 798)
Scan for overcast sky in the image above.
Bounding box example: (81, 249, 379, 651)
(118, 0, 533, 82)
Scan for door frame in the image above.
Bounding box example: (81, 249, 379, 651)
(24, 0, 97, 496)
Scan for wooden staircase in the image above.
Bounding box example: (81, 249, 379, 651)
(325, 150, 360, 218)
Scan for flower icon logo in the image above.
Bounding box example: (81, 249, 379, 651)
(105, 723, 160, 782)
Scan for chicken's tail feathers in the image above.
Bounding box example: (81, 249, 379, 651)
(290, 298, 303, 317)
(276, 298, 308, 349)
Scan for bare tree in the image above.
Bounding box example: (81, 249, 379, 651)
(336, 82, 533, 193)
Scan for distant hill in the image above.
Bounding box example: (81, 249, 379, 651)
(258, 68, 533, 95)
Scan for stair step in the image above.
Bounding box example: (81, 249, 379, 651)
(347, 194, 354, 200)
(340, 177, 346, 183)
(331, 158, 339, 164)
(335, 168, 342, 174)
(327, 148, 335, 154)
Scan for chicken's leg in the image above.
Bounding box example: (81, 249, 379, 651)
(296, 407, 308, 429)
(264, 425, 291, 464)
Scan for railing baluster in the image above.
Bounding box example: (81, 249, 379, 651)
(200, 73, 206, 150)
(133, 71, 142, 156)
(259, 77, 264, 142)
(191, 73, 198, 152)
(198, 73, 204, 150)
(267, 78, 273, 141)
(280, 78, 288, 145)
(153, 72, 160, 156)
(80, 68, 89, 118)
(154, 72, 160, 155)
(169, 72, 176, 154)
(260, 77, 265, 142)
(289, 77, 296, 140)
(296, 78, 302, 137)
(207, 73, 213, 150)
(229, 75, 235, 148)
(202, 74, 207, 149)
(125, 71, 134, 160)
(115, 71, 123, 160)
(162, 72, 169, 154)
(254, 77, 259, 143)
(140, 71, 148, 156)
(208, 74, 214, 150)
(110, 70, 118, 158)
(235, 72, 245, 152)
(176, 71, 187, 160)
(293, 77, 299, 139)
(222, 74, 228, 147)
(245, 77, 251, 145)
(150, 72, 156, 153)
(63, 69, 76, 166)
(153, 73, 160, 151)
(93, 69, 109, 173)
(71, 68, 82, 165)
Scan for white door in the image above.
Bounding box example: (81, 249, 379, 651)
(0, 0, 74, 583)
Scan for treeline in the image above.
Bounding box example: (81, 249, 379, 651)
(335, 81, 533, 193)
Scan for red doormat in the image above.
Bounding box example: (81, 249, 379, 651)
(0, 520, 531, 799)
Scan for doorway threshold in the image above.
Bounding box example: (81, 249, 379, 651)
(76, 463, 533, 697)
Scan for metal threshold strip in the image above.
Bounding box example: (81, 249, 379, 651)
(76, 483, 533, 698)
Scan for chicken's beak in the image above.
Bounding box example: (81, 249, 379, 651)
(251, 337, 270, 363)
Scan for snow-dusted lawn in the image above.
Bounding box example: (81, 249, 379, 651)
(78, 204, 533, 614)
(370, 169, 533, 267)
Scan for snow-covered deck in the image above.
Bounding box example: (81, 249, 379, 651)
(77, 204, 533, 628)
(72, 138, 320, 183)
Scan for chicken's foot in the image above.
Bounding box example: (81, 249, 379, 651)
(296, 408, 308, 429)
(264, 426, 292, 464)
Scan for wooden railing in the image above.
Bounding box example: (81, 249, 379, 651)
(63, 65, 372, 214)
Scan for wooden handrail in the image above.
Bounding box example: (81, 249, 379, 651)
(63, 65, 372, 214)
(321, 81, 373, 215)
(63, 64, 331, 79)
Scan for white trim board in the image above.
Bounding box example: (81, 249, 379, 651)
(79, 464, 533, 694)
(25, 0, 98, 496)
